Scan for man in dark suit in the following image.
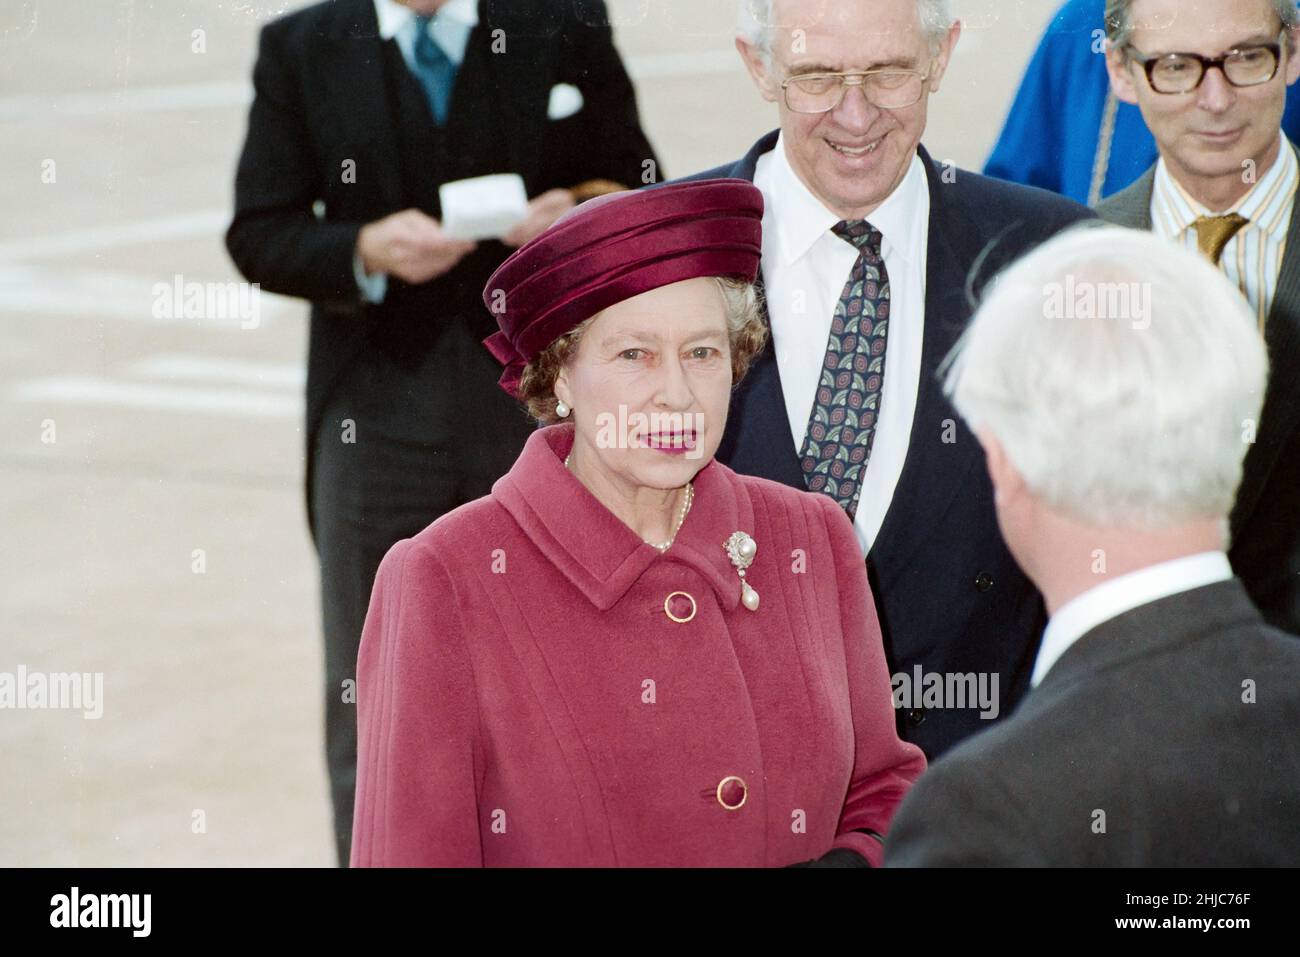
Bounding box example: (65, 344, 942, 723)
(225, 0, 660, 864)
(1095, 0, 1300, 636)
(683, 0, 1093, 760)
(886, 226, 1300, 865)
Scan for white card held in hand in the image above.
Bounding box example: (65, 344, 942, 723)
(439, 173, 529, 241)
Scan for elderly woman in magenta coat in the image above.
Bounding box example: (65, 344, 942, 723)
(350, 179, 925, 867)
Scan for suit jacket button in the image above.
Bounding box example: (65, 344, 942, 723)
(975, 572, 994, 592)
(906, 708, 926, 726)
(717, 775, 747, 810)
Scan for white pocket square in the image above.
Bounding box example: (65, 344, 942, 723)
(547, 83, 584, 120)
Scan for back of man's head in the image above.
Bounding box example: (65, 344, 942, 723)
(944, 225, 1267, 539)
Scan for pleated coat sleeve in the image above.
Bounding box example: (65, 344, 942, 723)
(350, 538, 484, 867)
(815, 494, 928, 866)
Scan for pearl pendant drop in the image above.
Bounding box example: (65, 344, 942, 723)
(724, 531, 760, 613)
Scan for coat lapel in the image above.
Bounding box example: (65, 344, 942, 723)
(716, 130, 808, 489)
(494, 423, 746, 612)
(318, 0, 403, 210)
(479, 0, 560, 191)
(866, 146, 983, 568)
(1093, 164, 1155, 228)
(727, 129, 780, 181)
(715, 277, 809, 488)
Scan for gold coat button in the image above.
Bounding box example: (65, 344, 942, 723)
(717, 775, 747, 810)
(664, 591, 696, 623)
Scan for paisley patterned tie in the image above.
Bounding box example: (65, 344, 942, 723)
(798, 220, 890, 521)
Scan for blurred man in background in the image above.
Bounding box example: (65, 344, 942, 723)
(887, 226, 1300, 866)
(1097, 0, 1300, 637)
(225, 0, 660, 865)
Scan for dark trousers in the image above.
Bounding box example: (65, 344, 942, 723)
(309, 341, 531, 866)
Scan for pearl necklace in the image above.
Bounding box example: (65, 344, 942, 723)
(564, 453, 693, 552)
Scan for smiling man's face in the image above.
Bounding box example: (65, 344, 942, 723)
(738, 0, 959, 220)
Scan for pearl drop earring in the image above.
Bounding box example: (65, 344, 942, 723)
(555, 400, 570, 418)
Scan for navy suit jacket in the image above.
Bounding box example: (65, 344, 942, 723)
(682, 131, 1095, 758)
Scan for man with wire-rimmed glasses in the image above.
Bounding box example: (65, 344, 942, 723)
(676, 0, 1094, 766)
(1098, 0, 1300, 639)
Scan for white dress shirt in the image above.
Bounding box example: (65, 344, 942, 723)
(374, 0, 477, 67)
(354, 0, 480, 304)
(1031, 551, 1235, 687)
(1150, 135, 1298, 331)
(752, 133, 929, 554)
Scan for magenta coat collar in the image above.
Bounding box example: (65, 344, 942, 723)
(492, 423, 749, 613)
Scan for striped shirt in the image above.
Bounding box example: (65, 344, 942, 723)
(1150, 137, 1298, 331)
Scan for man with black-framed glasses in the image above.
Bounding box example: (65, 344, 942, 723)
(675, 0, 1094, 766)
(1099, 0, 1300, 638)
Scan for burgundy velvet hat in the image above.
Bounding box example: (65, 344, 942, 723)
(481, 178, 764, 398)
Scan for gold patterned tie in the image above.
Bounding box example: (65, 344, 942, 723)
(1192, 214, 1249, 265)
